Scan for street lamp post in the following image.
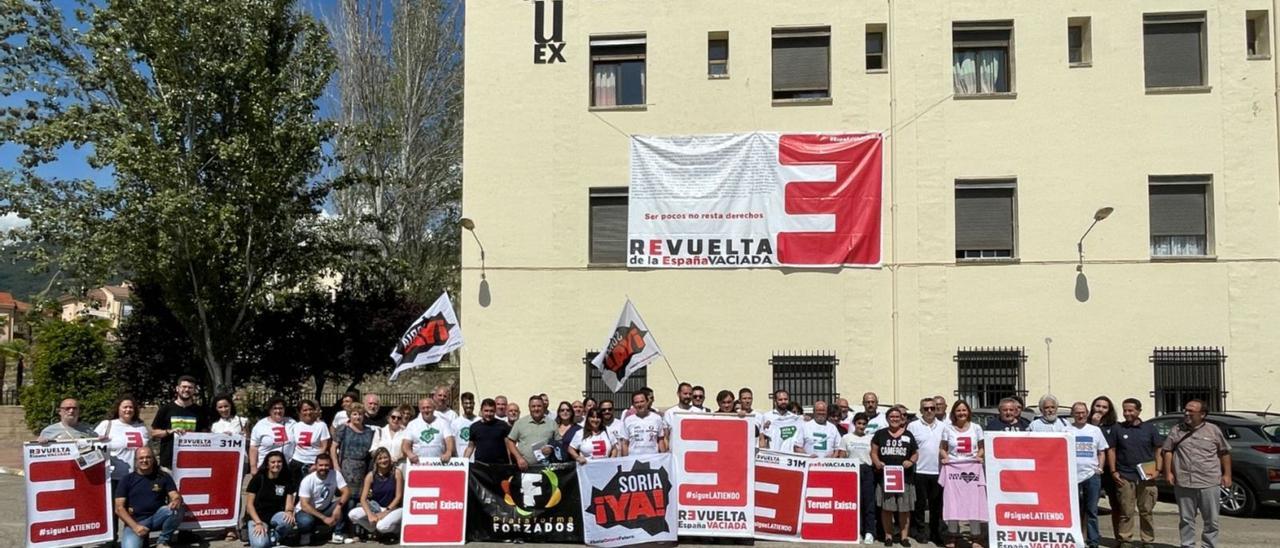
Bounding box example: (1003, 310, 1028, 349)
(1077, 207, 1114, 272)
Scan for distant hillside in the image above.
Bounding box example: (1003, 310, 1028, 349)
(0, 255, 51, 301)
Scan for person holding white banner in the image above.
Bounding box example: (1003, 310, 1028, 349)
(349, 447, 404, 540)
(37, 397, 100, 442)
(95, 395, 151, 488)
(1029, 394, 1070, 432)
(797, 400, 843, 458)
(871, 407, 918, 547)
(568, 408, 619, 463)
(662, 383, 704, 432)
(1069, 402, 1111, 548)
(760, 389, 801, 451)
(403, 398, 455, 465)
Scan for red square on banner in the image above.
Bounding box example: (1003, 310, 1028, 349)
(678, 417, 750, 507)
(755, 464, 804, 536)
(28, 459, 112, 545)
(175, 450, 241, 527)
(801, 467, 860, 542)
(402, 468, 468, 544)
(883, 466, 905, 493)
(992, 436, 1073, 528)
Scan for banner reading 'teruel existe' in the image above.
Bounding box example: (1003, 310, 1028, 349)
(629, 132, 883, 268)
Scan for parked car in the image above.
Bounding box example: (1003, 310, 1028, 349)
(1148, 412, 1280, 517)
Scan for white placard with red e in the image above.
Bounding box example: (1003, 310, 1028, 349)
(882, 465, 906, 493)
(985, 432, 1083, 548)
(753, 450, 811, 542)
(24, 442, 114, 548)
(173, 433, 246, 529)
(670, 413, 755, 536)
(800, 458, 860, 543)
(401, 459, 469, 545)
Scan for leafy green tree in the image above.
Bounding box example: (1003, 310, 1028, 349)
(20, 320, 116, 433)
(111, 282, 206, 405)
(0, 0, 339, 392)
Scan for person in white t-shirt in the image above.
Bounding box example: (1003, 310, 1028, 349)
(1029, 394, 1070, 432)
(598, 400, 626, 442)
(861, 392, 888, 434)
(450, 392, 479, 458)
(759, 389, 802, 451)
(1070, 401, 1111, 548)
(210, 394, 249, 437)
(662, 383, 705, 432)
(329, 392, 359, 434)
(249, 397, 296, 473)
(796, 400, 843, 458)
(295, 453, 352, 544)
(289, 399, 331, 479)
(568, 409, 619, 463)
(840, 412, 878, 544)
(621, 391, 667, 455)
(95, 396, 151, 485)
(432, 385, 459, 424)
(402, 398, 455, 463)
(370, 404, 413, 463)
(938, 400, 986, 544)
(907, 397, 946, 544)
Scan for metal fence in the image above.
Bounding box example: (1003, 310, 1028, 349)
(954, 347, 1027, 409)
(770, 351, 839, 408)
(0, 388, 18, 406)
(1150, 346, 1227, 416)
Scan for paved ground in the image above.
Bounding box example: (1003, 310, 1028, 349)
(4, 471, 1278, 547)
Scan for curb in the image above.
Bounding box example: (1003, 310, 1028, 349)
(0, 465, 23, 477)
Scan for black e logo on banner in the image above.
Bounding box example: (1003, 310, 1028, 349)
(533, 0, 565, 64)
(588, 460, 673, 535)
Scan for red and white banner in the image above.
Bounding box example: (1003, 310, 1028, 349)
(985, 432, 1083, 548)
(753, 450, 811, 541)
(670, 414, 754, 536)
(23, 442, 114, 548)
(173, 433, 246, 529)
(883, 465, 906, 493)
(800, 458, 860, 543)
(402, 459, 469, 545)
(629, 132, 883, 268)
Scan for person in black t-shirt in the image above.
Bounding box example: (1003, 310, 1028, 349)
(465, 398, 512, 465)
(871, 407, 919, 547)
(116, 447, 182, 548)
(244, 450, 298, 548)
(151, 375, 211, 468)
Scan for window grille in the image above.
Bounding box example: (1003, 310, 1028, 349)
(1151, 346, 1227, 415)
(955, 347, 1027, 409)
(770, 351, 838, 408)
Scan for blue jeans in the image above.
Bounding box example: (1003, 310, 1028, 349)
(860, 464, 878, 537)
(120, 505, 180, 548)
(296, 502, 345, 536)
(1078, 474, 1102, 546)
(247, 511, 297, 548)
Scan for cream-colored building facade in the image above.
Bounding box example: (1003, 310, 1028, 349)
(460, 0, 1280, 415)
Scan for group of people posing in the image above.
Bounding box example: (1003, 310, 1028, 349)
(34, 377, 1232, 548)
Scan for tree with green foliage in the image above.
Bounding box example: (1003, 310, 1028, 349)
(20, 320, 116, 433)
(0, 0, 340, 392)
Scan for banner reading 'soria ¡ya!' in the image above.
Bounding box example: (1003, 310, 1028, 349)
(629, 132, 883, 268)
(578, 454, 677, 547)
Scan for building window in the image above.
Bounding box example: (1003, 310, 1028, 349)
(589, 187, 628, 264)
(1068, 17, 1092, 66)
(708, 32, 729, 77)
(1143, 13, 1207, 89)
(955, 180, 1016, 260)
(770, 352, 838, 408)
(584, 351, 647, 410)
(1149, 176, 1210, 257)
(1151, 347, 1227, 416)
(591, 35, 646, 107)
(1247, 11, 1271, 59)
(953, 21, 1014, 95)
(772, 27, 831, 101)
(866, 24, 887, 71)
(955, 347, 1027, 409)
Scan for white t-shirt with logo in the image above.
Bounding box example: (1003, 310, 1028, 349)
(662, 405, 704, 430)
(570, 429, 615, 459)
(942, 423, 985, 462)
(798, 420, 841, 457)
(451, 415, 479, 457)
(604, 420, 627, 444)
(405, 415, 454, 459)
(762, 411, 803, 452)
(1070, 423, 1110, 481)
(289, 420, 331, 465)
(436, 408, 459, 425)
(864, 410, 889, 435)
(95, 419, 150, 481)
(250, 417, 296, 464)
(622, 412, 665, 455)
(296, 470, 348, 511)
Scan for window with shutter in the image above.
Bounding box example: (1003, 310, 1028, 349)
(1143, 13, 1206, 89)
(591, 36, 646, 107)
(772, 28, 831, 100)
(1149, 177, 1210, 256)
(953, 22, 1014, 95)
(589, 188, 628, 264)
(955, 182, 1016, 260)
